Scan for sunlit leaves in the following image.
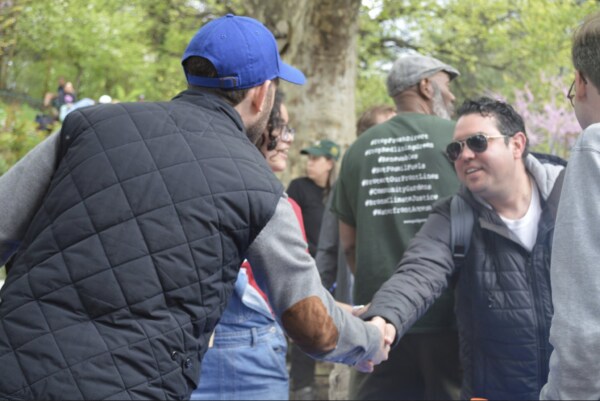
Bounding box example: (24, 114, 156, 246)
(357, 0, 599, 106)
(356, 0, 599, 156)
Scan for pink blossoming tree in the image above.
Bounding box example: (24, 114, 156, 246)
(492, 74, 580, 160)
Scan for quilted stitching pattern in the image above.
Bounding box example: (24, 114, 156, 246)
(0, 93, 283, 400)
(453, 204, 554, 399)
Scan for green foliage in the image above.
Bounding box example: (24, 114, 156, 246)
(419, 0, 596, 102)
(0, 0, 250, 172)
(356, 68, 394, 115)
(4, 1, 599, 106)
(1, 0, 599, 169)
(4, 0, 246, 103)
(0, 100, 49, 174)
(12, 0, 158, 100)
(356, 0, 600, 116)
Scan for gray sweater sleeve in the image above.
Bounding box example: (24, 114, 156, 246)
(0, 130, 60, 264)
(246, 195, 382, 366)
(541, 123, 600, 400)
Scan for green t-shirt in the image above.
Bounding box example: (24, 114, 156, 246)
(332, 113, 459, 332)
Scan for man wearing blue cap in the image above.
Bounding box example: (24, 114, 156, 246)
(0, 15, 392, 400)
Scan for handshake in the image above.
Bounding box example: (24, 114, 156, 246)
(351, 304, 397, 373)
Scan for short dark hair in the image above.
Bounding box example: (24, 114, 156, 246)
(182, 56, 250, 106)
(572, 11, 600, 91)
(456, 97, 529, 157)
(356, 105, 396, 136)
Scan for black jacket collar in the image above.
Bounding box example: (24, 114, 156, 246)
(172, 88, 245, 132)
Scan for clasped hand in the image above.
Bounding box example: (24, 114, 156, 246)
(355, 316, 396, 373)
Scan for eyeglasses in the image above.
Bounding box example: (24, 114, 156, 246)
(567, 80, 576, 107)
(274, 124, 295, 142)
(446, 133, 507, 162)
(567, 74, 588, 107)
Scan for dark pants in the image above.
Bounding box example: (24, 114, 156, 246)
(350, 331, 462, 400)
(289, 343, 316, 390)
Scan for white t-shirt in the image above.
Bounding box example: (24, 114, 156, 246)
(500, 180, 541, 252)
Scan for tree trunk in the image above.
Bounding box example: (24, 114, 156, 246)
(246, 0, 361, 185)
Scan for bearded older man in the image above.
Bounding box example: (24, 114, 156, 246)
(331, 53, 462, 400)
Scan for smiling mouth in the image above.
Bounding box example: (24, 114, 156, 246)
(272, 150, 288, 159)
(465, 167, 482, 175)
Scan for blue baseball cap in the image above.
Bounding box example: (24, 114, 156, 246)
(182, 14, 306, 90)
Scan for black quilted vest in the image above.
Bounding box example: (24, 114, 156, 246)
(0, 90, 283, 400)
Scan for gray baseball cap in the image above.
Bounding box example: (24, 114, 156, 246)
(386, 53, 460, 97)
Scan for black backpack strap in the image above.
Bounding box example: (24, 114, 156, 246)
(531, 151, 568, 167)
(450, 195, 475, 272)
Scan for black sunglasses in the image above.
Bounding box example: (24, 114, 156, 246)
(446, 133, 507, 162)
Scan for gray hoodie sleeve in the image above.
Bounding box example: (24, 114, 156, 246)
(246, 195, 382, 366)
(0, 130, 60, 264)
(541, 123, 600, 400)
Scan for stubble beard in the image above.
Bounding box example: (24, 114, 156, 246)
(246, 86, 275, 144)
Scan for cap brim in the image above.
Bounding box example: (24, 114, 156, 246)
(444, 67, 460, 80)
(300, 147, 324, 156)
(279, 62, 306, 85)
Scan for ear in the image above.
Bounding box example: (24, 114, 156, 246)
(250, 80, 272, 113)
(575, 70, 588, 101)
(256, 129, 269, 149)
(418, 78, 434, 100)
(511, 132, 527, 159)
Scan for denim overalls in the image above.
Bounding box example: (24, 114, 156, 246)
(191, 265, 288, 400)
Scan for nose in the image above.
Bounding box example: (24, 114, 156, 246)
(458, 143, 475, 161)
(448, 90, 456, 103)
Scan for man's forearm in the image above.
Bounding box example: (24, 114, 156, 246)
(247, 197, 384, 366)
(339, 220, 357, 274)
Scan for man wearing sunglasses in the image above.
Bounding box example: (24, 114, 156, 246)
(362, 97, 566, 400)
(542, 11, 600, 400)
